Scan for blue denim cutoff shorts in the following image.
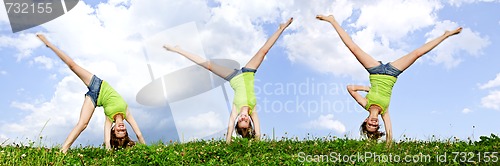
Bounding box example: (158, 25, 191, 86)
(85, 75, 102, 107)
(224, 67, 257, 81)
(366, 61, 402, 77)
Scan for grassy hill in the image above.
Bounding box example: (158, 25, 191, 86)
(1, 134, 499, 165)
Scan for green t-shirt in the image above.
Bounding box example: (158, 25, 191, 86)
(97, 81, 127, 122)
(365, 74, 397, 115)
(229, 72, 256, 114)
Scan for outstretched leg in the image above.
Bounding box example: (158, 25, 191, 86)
(163, 45, 235, 79)
(390, 27, 462, 72)
(244, 17, 293, 70)
(37, 34, 94, 87)
(316, 15, 380, 69)
(60, 96, 96, 153)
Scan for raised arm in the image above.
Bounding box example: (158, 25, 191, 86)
(381, 110, 393, 146)
(316, 15, 379, 69)
(347, 85, 369, 107)
(125, 109, 146, 144)
(226, 105, 238, 144)
(104, 117, 113, 150)
(249, 110, 261, 140)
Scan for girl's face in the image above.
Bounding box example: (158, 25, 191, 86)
(365, 117, 379, 132)
(114, 122, 127, 138)
(237, 114, 250, 128)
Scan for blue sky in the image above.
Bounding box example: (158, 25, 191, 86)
(0, 0, 499, 147)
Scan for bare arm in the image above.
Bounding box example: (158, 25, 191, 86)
(346, 85, 369, 107)
(249, 110, 261, 141)
(381, 110, 393, 146)
(104, 117, 112, 150)
(125, 109, 146, 144)
(226, 105, 238, 144)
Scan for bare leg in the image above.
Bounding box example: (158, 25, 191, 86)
(163, 45, 235, 79)
(37, 34, 94, 87)
(390, 27, 462, 71)
(317, 15, 380, 69)
(60, 96, 96, 153)
(244, 17, 293, 70)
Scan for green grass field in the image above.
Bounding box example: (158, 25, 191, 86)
(1, 134, 499, 165)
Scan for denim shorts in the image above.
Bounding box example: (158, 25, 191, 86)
(224, 67, 257, 81)
(85, 75, 102, 107)
(366, 61, 402, 77)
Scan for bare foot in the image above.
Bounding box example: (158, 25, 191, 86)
(279, 17, 293, 30)
(316, 14, 335, 22)
(163, 44, 179, 52)
(36, 34, 51, 47)
(445, 27, 462, 37)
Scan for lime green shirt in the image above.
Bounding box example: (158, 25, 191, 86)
(229, 72, 256, 114)
(97, 81, 127, 122)
(365, 74, 397, 115)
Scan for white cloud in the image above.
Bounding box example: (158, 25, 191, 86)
(4, 76, 104, 145)
(0, 70, 6, 75)
(430, 110, 442, 114)
(447, 0, 500, 7)
(281, 1, 367, 79)
(176, 111, 224, 141)
(0, 2, 8, 24)
(212, 0, 281, 23)
(0, 33, 43, 61)
(31, 56, 55, 70)
(355, 0, 442, 41)
(462, 108, 473, 114)
(200, 0, 284, 65)
(479, 73, 500, 89)
(303, 114, 346, 133)
(481, 90, 500, 110)
(10, 101, 37, 111)
(426, 21, 490, 69)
